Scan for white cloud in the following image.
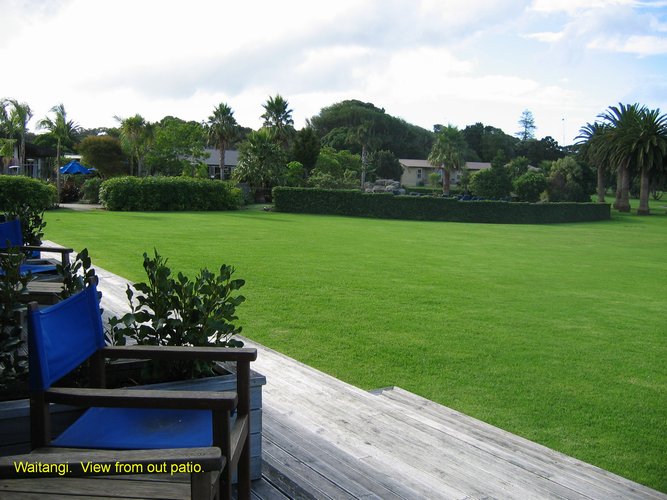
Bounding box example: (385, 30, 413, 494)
(529, 0, 632, 14)
(588, 35, 667, 55)
(524, 31, 565, 42)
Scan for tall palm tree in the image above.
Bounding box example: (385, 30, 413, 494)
(207, 103, 238, 180)
(1, 99, 32, 169)
(346, 120, 377, 189)
(599, 103, 644, 213)
(576, 122, 611, 203)
(38, 103, 80, 197)
(261, 94, 294, 148)
(428, 125, 467, 195)
(115, 114, 153, 176)
(628, 107, 667, 215)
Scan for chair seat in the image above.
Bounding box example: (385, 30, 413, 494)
(52, 407, 213, 449)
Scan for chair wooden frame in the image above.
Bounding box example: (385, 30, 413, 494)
(21, 286, 257, 500)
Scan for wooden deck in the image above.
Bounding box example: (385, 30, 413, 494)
(2, 250, 665, 499)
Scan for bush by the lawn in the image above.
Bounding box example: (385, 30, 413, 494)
(273, 187, 610, 224)
(100, 176, 242, 211)
(0, 175, 56, 213)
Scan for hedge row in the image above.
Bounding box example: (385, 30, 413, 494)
(0, 175, 56, 213)
(273, 187, 611, 224)
(100, 176, 242, 211)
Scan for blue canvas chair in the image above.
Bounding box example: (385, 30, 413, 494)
(23, 278, 257, 500)
(0, 217, 72, 277)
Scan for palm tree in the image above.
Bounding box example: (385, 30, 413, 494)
(261, 94, 294, 148)
(576, 122, 610, 203)
(38, 103, 80, 197)
(346, 120, 377, 189)
(1, 99, 32, 169)
(428, 125, 467, 195)
(627, 107, 667, 215)
(207, 103, 238, 180)
(115, 114, 153, 176)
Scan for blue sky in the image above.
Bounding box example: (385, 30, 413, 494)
(2, 0, 666, 146)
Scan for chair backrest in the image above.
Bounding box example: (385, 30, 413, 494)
(0, 218, 23, 249)
(28, 280, 106, 391)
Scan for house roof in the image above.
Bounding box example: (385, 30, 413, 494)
(466, 162, 491, 171)
(399, 159, 435, 169)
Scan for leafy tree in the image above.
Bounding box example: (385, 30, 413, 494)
(576, 122, 611, 203)
(38, 103, 80, 198)
(261, 94, 295, 148)
(506, 156, 530, 181)
(516, 136, 564, 165)
(546, 156, 591, 202)
(347, 120, 378, 188)
(114, 114, 153, 176)
(310, 146, 361, 179)
(1, 99, 32, 168)
(427, 125, 466, 195)
(517, 109, 536, 141)
(291, 127, 321, 175)
(233, 128, 287, 196)
(78, 135, 127, 178)
(513, 171, 547, 202)
(285, 161, 306, 186)
(369, 150, 402, 181)
(207, 103, 238, 180)
(310, 100, 433, 158)
(147, 116, 207, 176)
(462, 123, 516, 162)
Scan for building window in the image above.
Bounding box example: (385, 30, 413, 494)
(417, 168, 422, 180)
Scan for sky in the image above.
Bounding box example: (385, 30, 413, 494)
(2, 0, 667, 146)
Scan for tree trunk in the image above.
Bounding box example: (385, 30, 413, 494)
(219, 146, 225, 180)
(613, 167, 622, 209)
(596, 164, 606, 203)
(637, 169, 651, 215)
(55, 140, 61, 200)
(618, 163, 631, 212)
(443, 170, 451, 196)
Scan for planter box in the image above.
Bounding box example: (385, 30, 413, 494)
(0, 364, 267, 482)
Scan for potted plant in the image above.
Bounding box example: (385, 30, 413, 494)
(107, 250, 266, 480)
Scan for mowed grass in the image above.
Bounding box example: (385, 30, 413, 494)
(43, 203, 667, 491)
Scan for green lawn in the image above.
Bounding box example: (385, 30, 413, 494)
(43, 203, 667, 492)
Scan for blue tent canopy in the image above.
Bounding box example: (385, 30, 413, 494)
(60, 160, 94, 175)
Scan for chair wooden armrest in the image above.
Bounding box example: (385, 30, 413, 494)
(102, 345, 257, 363)
(43, 387, 237, 411)
(23, 245, 73, 265)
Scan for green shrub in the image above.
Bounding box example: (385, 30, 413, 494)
(82, 178, 102, 204)
(109, 250, 245, 380)
(470, 166, 512, 198)
(273, 187, 611, 224)
(513, 171, 548, 203)
(99, 176, 242, 211)
(0, 175, 56, 245)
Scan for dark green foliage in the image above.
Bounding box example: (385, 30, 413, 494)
(273, 187, 610, 224)
(0, 175, 56, 245)
(469, 166, 513, 199)
(515, 136, 565, 166)
(462, 123, 517, 162)
(146, 116, 208, 176)
(513, 171, 548, 202)
(546, 156, 593, 202)
(310, 100, 434, 158)
(0, 247, 29, 389)
(99, 176, 242, 211)
(109, 250, 245, 380)
(81, 177, 102, 203)
(291, 127, 321, 173)
(78, 135, 127, 178)
(59, 179, 81, 202)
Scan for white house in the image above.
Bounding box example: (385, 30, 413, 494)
(203, 149, 239, 180)
(399, 159, 492, 187)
